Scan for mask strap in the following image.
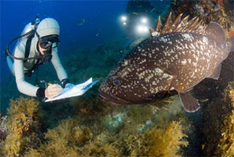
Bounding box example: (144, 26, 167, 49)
(35, 31, 41, 40)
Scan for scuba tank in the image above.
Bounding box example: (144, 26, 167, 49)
(5, 15, 41, 61)
(21, 15, 40, 39)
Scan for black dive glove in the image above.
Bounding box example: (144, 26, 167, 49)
(36, 87, 46, 98)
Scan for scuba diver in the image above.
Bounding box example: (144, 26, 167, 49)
(124, 0, 158, 39)
(5, 17, 72, 99)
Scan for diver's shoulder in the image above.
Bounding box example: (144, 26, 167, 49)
(18, 38, 28, 46)
(15, 38, 27, 55)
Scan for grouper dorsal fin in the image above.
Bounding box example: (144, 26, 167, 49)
(150, 12, 206, 37)
(205, 22, 226, 45)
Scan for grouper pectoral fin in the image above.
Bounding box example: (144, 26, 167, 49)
(205, 22, 226, 45)
(178, 92, 200, 113)
(207, 64, 221, 80)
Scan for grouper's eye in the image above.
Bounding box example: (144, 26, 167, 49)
(113, 79, 121, 86)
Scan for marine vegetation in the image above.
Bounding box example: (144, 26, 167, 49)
(1, 93, 190, 157)
(25, 119, 93, 157)
(144, 121, 188, 156)
(25, 119, 187, 157)
(215, 82, 234, 156)
(217, 110, 234, 157)
(115, 120, 188, 157)
(0, 112, 7, 143)
(1, 97, 42, 157)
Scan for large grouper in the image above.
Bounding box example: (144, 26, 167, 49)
(99, 13, 234, 112)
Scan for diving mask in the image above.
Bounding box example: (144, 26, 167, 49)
(39, 35, 60, 64)
(39, 35, 60, 49)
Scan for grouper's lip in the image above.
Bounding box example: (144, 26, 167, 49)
(98, 90, 130, 105)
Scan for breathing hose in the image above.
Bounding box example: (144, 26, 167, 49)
(4, 30, 42, 61)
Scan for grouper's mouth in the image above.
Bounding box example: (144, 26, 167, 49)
(98, 90, 131, 105)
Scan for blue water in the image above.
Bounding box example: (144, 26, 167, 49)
(0, 0, 129, 75)
(0, 0, 169, 113)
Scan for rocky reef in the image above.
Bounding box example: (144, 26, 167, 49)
(1, 0, 234, 156)
(4, 86, 234, 157)
(201, 82, 234, 157)
(0, 97, 42, 157)
(1, 95, 189, 156)
(171, 0, 234, 39)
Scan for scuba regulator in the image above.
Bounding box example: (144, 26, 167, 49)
(40, 43, 53, 64)
(36, 33, 60, 64)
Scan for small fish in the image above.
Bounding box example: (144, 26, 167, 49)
(119, 50, 124, 53)
(77, 19, 87, 26)
(199, 98, 209, 102)
(99, 12, 234, 112)
(122, 39, 132, 49)
(132, 12, 138, 15)
(150, 8, 162, 14)
(129, 38, 145, 49)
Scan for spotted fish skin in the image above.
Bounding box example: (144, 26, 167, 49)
(99, 14, 234, 112)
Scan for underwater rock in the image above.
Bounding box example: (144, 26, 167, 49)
(106, 112, 125, 131)
(217, 110, 234, 157)
(215, 82, 234, 156)
(201, 82, 234, 156)
(171, 0, 234, 39)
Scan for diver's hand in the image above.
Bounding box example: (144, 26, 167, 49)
(65, 83, 75, 89)
(45, 84, 63, 99)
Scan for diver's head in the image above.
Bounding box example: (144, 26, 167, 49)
(36, 18, 60, 37)
(36, 18, 60, 64)
(38, 35, 60, 50)
(38, 35, 60, 63)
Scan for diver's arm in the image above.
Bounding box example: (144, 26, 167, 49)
(14, 43, 45, 97)
(51, 48, 70, 87)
